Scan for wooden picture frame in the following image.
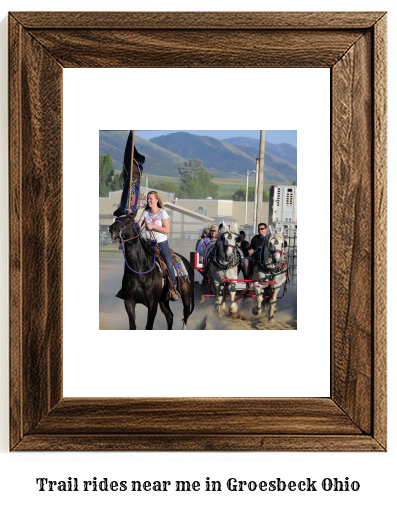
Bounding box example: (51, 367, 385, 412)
(9, 11, 387, 451)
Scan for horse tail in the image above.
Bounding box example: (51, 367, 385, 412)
(189, 283, 195, 316)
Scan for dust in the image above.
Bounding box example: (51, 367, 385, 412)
(99, 315, 110, 330)
(99, 239, 297, 331)
(194, 299, 297, 331)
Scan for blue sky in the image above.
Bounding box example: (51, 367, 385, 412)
(136, 130, 297, 147)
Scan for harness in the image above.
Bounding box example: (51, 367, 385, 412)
(252, 234, 290, 301)
(202, 235, 242, 293)
(209, 244, 242, 270)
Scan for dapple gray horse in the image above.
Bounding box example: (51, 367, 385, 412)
(203, 222, 241, 316)
(251, 230, 289, 320)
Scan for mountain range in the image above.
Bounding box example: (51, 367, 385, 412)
(99, 131, 297, 183)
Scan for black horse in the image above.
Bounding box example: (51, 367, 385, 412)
(109, 211, 195, 330)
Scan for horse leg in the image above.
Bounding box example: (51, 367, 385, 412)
(159, 300, 173, 330)
(268, 287, 279, 320)
(146, 301, 159, 330)
(213, 281, 223, 316)
(252, 285, 263, 316)
(124, 299, 137, 330)
(229, 283, 238, 314)
(181, 289, 193, 330)
(220, 284, 227, 311)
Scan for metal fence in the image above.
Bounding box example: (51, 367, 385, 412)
(284, 234, 297, 283)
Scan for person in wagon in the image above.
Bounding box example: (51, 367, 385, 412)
(239, 230, 250, 279)
(242, 223, 270, 279)
(199, 224, 218, 257)
(239, 231, 250, 257)
(137, 191, 180, 301)
(196, 227, 210, 262)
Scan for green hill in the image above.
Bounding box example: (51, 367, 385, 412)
(100, 131, 189, 177)
(149, 132, 295, 182)
(234, 144, 297, 182)
(99, 131, 297, 183)
(149, 132, 256, 177)
(224, 136, 297, 166)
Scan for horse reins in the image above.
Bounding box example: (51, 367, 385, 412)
(115, 219, 158, 275)
(115, 219, 143, 242)
(115, 219, 176, 287)
(119, 237, 157, 274)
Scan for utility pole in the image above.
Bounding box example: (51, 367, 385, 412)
(253, 158, 259, 234)
(256, 130, 266, 228)
(245, 168, 256, 226)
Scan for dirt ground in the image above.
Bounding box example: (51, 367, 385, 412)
(99, 240, 297, 331)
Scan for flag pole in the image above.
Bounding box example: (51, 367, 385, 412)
(128, 130, 135, 212)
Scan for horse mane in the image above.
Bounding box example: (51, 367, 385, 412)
(122, 217, 155, 258)
(138, 233, 155, 257)
(230, 221, 239, 235)
(218, 221, 239, 236)
(269, 231, 285, 245)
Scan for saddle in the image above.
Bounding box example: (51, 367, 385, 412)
(149, 244, 175, 271)
(148, 243, 187, 292)
(144, 243, 175, 278)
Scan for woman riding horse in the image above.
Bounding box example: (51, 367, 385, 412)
(109, 211, 195, 330)
(137, 191, 180, 301)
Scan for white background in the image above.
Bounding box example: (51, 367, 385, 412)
(63, 68, 330, 397)
(0, 1, 395, 507)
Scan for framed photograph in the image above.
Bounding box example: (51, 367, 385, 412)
(97, 128, 299, 334)
(9, 11, 387, 451)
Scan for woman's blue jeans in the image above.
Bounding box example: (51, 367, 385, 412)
(158, 240, 177, 287)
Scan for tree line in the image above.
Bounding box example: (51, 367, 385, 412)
(100, 153, 270, 201)
(99, 153, 123, 197)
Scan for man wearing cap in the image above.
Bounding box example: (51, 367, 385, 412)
(243, 223, 270, 279)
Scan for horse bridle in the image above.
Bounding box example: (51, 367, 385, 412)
(252, 234, 287, 273)
(112, 218, 158, 275)
(266, 237, 287, 271)
(211, 231, 241, 268)
(113, 218, 141, 243)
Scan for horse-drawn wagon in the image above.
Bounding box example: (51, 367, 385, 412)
(190, 224, 289, 319)
(190, 251, 260, 299)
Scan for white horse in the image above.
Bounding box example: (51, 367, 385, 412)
(203, 222, 242, 316)
(251, 230, 289, 319)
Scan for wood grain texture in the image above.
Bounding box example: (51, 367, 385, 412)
(31, 398, 362, 435)
(9, 11, 387, 452)
(373, 14, 387, 449)
(11, 11, 385, 29)
(332, 32, 373, 434)
(9, 15, 23, 450)
(9, 15, 64, 447)
(27, 29, 363, 68)
(14, 435, 382, 452)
